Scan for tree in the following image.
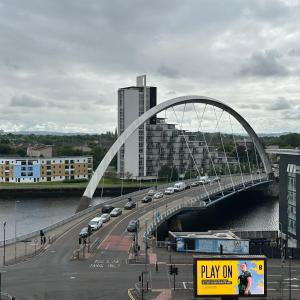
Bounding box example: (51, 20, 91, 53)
(158, 165, 178, 182)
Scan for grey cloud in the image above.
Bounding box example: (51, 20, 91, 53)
(157, 65, 181, 78)
(268, 97, 291, 111)
(288, 48, 300, 57)
(10, 95, 44, 107)
(239, 50, 289, 77)
(238, 104, 261, 109)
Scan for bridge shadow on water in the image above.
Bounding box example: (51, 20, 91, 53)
(175, 190, 279, 233)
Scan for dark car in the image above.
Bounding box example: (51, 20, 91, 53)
(124, 200, 136, 210)
(102, 204, 115, 213)
(127, 219, 139, 232)
(79, 227, 91, 238)
(142, 196, 152, 203)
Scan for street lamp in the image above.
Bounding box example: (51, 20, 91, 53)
(14, 200, 20, 263)
(3, 221, 6, 266)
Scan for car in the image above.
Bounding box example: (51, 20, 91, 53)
(79, 227, 91, 238)
(210, 176, 221, 182)
(102, 204, 115, 213)
(110, 207, 122, 217)
(174, 182, 186, 192)
(153, 192, 163, 199)
(127, 219, 139, 232)
(124, 200, 136, 210)
(142, 196, 152, 203)
(99, 213, 110, 223)
(147, 189, 156, 196)
(88, 217, 103, 231)
(191, 181, 200, 187)
(164, 187, 175, 195)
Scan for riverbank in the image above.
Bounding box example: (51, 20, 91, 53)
(0, 177, 166, 198)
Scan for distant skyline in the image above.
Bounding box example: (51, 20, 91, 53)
(1, 0, 300, 134)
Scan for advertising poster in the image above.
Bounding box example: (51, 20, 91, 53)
(194, 258, 266, 297)
(195, 239, 249, 254)
(176, 237, 185, 252)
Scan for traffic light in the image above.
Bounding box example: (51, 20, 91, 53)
(169, 265, 173, 275)
(174, 267, 178, 275)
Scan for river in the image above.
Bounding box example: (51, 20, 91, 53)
(0, 190, 279, 241)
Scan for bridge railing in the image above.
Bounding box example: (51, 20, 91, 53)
(143, 175, 269, 239)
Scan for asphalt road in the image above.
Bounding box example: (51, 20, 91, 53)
(0, 175, 265, 299)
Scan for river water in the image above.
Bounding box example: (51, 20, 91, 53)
(0, 191, 279, 241)
(0, 197, 107, 241)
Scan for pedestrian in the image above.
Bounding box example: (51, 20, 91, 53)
(43, 235, 46, 245)
(155, 261, 159, 272)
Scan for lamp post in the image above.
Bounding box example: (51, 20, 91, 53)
(14, 200, 20, 263)
(3, 221, 6, 266)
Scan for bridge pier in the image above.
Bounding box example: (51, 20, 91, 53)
(252, 181, 279, 198)
(76, 196, 92, 213)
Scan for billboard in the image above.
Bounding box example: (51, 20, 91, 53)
(194, 257, 266, 297)
(176, 237, 249, 254)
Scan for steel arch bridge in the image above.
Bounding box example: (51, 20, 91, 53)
(76, 95, 273, 212)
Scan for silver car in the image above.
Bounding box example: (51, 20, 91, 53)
(100, 213, 110, 223)
(153, 192, 164, 199)
(110, 207, 122, 217)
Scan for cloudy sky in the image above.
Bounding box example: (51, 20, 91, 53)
(1, 0, 300, 134)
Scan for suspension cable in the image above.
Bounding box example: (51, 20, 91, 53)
(193, 103, 224, 196)
(228, 114, 245, 188)
(212, 106, 235, 191)
(243, 136, 254, 184)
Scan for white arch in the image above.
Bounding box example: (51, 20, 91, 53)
(76, 95, 272, 212)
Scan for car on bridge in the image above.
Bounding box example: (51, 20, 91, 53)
(191, 181, 200, 187)
(164, 187, 175, 195)
(88, 217, 103, 231)
(142, 196, 152, 203)
(153, 191, 164, 199)
(110, 207, 122, 217)
(174, 182, 186, 192)
(100, 213, 110, 223)
(147, 189, 156, 196)
(101, 204, 115, 213)
(124, 200, 136, 210)
(127, 219, 139, 232)
(79, 227, 91, 238)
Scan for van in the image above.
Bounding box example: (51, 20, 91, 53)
(88, 217, 103, 231)
(173, 182, 186, 192)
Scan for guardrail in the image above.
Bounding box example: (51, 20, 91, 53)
(143, 176, 269, 239)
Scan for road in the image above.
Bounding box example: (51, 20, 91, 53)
(0, 175, 271, 299)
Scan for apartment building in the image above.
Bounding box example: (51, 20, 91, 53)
(0, 156, 93, 183)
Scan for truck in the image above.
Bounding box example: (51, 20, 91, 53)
(173, 182, 186, 192)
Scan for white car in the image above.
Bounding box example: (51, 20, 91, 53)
(100, 213, 110, 223)
(147, 189, 156, 196)
(164, 187, 175, 195)
(88, 217, 103, 231)
(153, 192, 164, 199)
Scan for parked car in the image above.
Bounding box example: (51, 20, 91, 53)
(127, 219, 139, 232)
(124, 200, 136, 210)
(100, 213, 110, 223)
(142, 196, 152, 203)
(102, 204, 115, 213)
(164, 187, 175, 195)
(173, 182, 186, 192)
(79, 227, 91, 238)
(147, 189, 156, 196)
(153, 192, 164, 199)
(88, 217, 103, 231)
(110, 207, 122, 217)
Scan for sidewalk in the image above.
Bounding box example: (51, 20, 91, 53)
(0, 206, 102, 266)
